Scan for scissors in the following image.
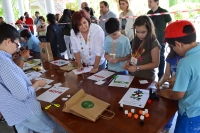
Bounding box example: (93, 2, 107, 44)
(45, 103, 60, 110)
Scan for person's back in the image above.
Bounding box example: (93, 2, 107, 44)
(59, 9, 72, 36)
(27, 35, 40, 52)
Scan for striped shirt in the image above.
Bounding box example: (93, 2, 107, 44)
(0, 50, 42, 126)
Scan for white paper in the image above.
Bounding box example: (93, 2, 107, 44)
(36, 84, 52, 91)
(109, 75, 134, 88)
(119, 88, 149, 108)
(26, 71, 42, 80)
(54, 83, 62, 87)
(50, 59, 70, 66)
(37, 86, 69, 103)
(139, 80, 149, 84)
(87, 70, 115, 81)
(95, 80, 106, 85)
(72, 66, 93, 75)
(35, 78, 54, 85)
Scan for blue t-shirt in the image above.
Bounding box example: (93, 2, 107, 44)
(166, 55, 182, 76)
(173, 44, 200, 118)
(24, 35, 40, 52)
(104, 35, 131, 72)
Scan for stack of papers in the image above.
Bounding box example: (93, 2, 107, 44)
(109, 75, 134, 88)
(72, 66, 93, 75)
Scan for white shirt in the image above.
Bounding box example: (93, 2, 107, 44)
(119, 10, 134, 42)
(70, 23, 105, 65)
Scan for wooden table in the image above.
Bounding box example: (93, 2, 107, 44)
(33, 55, 178, 133)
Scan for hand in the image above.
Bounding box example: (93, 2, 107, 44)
(38, 80, 46, 87)
(157, 89, 172, 99)
(110, 58, 119, 64)
(77, 64, 84, 72)
(123, 61, 130, 70)
(167, 76, 176, 88)
(20, 50, 30, 60)
(126, 65, 136, 72)
(90, 67, 98, 73)
(155, 81, 162, 89)
(105, 54, 110, 61)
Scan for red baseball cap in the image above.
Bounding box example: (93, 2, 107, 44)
(165, 20, 196, 39)
(15, 20, 23, 25)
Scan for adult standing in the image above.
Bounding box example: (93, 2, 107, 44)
(34, 11, 41, 26)
(147, 0, 172, 80)
(81, 2, 88, 9)
(46, 13, 67, 58)
(70, 10, 105, 73)
(119, 0, 134, 42)
(99, 1, 117, 36)
(24, 12, 34, 35)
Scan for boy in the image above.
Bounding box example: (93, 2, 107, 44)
(104, 18, 131, 74)
(158, 20, 200, 133)
(0, 23, 56, 133)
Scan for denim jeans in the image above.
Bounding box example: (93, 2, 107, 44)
(158, 43, 165, 80)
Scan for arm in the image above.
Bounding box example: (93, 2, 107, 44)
(74, 52, 84, 71)
(124, 11, 134, 36)
(158, 89, 185, 100)
(37, 23, 47, 32)
(13, 50, 30, 69)
(32, 80, 46, 91)
(110, 54, 131, 64)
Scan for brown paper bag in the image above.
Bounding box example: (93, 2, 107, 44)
(40, 42, 54, 62)
(62, 89, 115, 122)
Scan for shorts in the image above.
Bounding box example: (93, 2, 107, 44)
(15, 111, 56, 133)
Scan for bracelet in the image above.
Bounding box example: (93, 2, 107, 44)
(20, 57, 26, 61)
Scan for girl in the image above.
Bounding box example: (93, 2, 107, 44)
(119, 0, 134, 42)
(124, 15, 160, 80)
(156, 47, 182, 133)
(36, 16, 47, 41)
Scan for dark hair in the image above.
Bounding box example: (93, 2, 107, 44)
(167, 46, 179, 59)
(71, 10, 91, 35)
(100, 1, 109, 7)
(24, 12, 28, 16)
(165, 25, 196, 46)
(35, 11, 39, 14)
(19, 16, 24, 21)
(20, 29, 32, 39)
(105, 18, 120, 34)
(63, 9, 71, 18)
(0, 23, 20, 44)
(83, 7, 90, 13)
(132, 15, 157, 54)
(47, 13, 56, 24)
(90, 8, 94, 16)
(0, 17, 3, 19)
(39, 16, 45, 22)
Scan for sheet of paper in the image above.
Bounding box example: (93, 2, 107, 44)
(109, 75, 134, 88)
(36, 84, 52, 91)
(35, 78, 54, 85)
(87, 70, 115, 81)
(54, 83, 62, 87)
(139, 80, 149, 84)
(50, 59, 70, 66)
(37, 86, 69, 103)
(72, 66, 93, 75)
(95, 80, 106, 85)
(119, 88, 149, 108)
(26, 71, 42, 80)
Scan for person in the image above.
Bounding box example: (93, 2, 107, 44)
(19, 16, 29, 29)
(119, 0, 134, 43)
(34, 11, 41, 26)
(0, 23, 56, 133)
(81, 2, 88, 9)
(156, 47, 182, 133)
(70, 10, 106, 73)
(0, 17, 5, 25)
(124, 15, 160, 80)
(55, 13, 61, 22)
(24, 12, 34, 35)
(83, 7, 98, 24)
(15, 20, 27, 33)
(36, 16, 47, 41)
(20, 29, 40, 53)
(157, 20, 200, 133)
(46, 13, 67, 58)
(59, 9, 72, 36)
(99, 1, 117, 36)
(147, 0, 172, 80)
(104, 18, 131, 74)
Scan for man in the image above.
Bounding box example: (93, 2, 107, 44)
(158, 20, 200, 133)
(99, 1, 117, 36)
(0, 17, 5, 25)
(34, 11, 41, 26)
(0, 23, 56, 133)
(24, 12, 34, 35)
(147, 0, 172, 80)
(81, 2, 88, 9)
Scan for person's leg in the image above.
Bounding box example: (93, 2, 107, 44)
(158, 44, 165, 80)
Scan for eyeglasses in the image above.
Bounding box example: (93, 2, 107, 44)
(12, 41, 19, 46)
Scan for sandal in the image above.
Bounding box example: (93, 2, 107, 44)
(0, 116, 5, 122)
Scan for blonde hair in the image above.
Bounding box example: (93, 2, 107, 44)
(118, 0, 130, 12)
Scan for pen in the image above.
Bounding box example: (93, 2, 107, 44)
(106, 77, 114, 85)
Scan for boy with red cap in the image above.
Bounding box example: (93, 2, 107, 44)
(158, 20, 200, 132)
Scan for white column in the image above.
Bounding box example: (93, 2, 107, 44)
(18, 0, 25, 17)
(45, 0, 55, 14)
(2, 0, 15, 25)
(24, 0, 30, 15)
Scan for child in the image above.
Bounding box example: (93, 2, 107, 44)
(124, 15, 161, 80)
(156, 47, 182, 133)
(0, 23, 56, 133)
(158, 20, 200, 133)
(104, 18, 131, 74)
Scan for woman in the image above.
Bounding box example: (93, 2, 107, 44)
(36, 16, 47, 41)
(55, 13, 61, 22)
(119, 0, 134, 42)
(70, 10, 105, 73)
(46, 13, 67, 58)
(19, 16, 29, 29)
(83, 7, 97, 24)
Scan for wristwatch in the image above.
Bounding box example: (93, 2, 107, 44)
(136, 65, 140, 71)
